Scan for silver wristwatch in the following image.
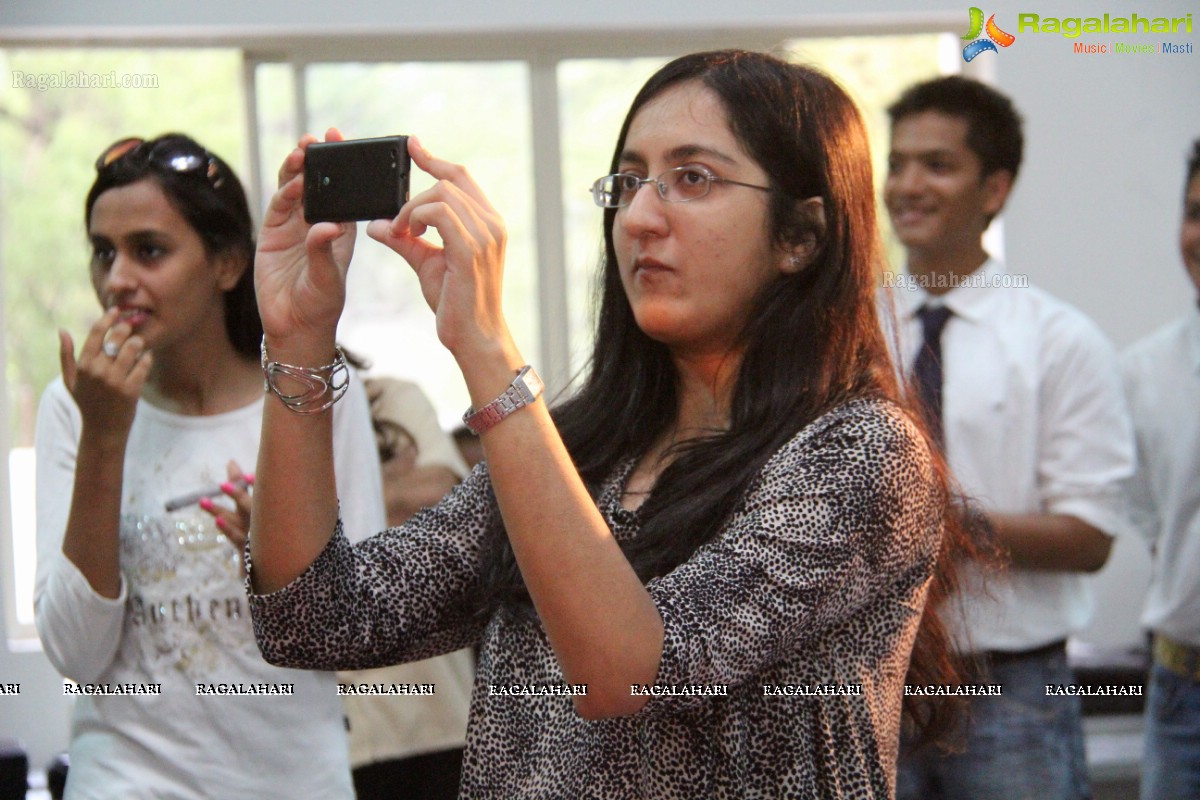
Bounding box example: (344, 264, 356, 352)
(462, 365, 544, 434)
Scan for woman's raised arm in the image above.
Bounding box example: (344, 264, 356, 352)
(249, 130, 357, 593)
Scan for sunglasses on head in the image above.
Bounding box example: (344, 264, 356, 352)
(95, 136, 224, 187)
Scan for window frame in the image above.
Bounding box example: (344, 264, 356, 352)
(2, 18, 974, 648)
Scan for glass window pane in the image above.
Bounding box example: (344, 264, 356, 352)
(252, 61, 299, 216)
(557, 57, 668, 379)
(300, 61, 535, 428)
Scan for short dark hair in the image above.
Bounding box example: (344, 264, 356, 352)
(888, 75, 1024, 181)
(85, 133, 261, 359)
(1186, 138, 1200, 191)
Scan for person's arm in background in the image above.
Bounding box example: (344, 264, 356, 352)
(368, 376, 468, 526)
(988, 313, 1135, 572)
(1118, 349, 1161, 555)
(987, 514, 1112, 572)
(35, 312, 152, 683)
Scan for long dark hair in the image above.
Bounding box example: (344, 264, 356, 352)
(85, 133, 262, 359)
(479, 50, 976, 747)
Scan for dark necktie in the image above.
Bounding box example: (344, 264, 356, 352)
(913, 304, 953, 449)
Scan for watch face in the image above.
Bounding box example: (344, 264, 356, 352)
(518, 367, 545, 401)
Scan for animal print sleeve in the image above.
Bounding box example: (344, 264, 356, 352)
(248, 465, 497, 670)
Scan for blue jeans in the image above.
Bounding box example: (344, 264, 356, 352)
(897, 645, 1091, 800)
(1141, 663, 1200, 800)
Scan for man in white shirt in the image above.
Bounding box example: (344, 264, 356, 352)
(1121, 138, 1200, 800)
(884, 76, 1135, 800)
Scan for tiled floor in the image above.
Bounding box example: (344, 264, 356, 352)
(1087, 713, 1142, 800)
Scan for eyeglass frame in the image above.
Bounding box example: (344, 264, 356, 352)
(94, 136, 224, 188)
(591, 165, 773, 209)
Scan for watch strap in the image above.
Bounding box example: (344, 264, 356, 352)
(462, 365, 544, 434)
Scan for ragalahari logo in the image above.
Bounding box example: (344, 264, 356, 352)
(962, 7, 1016, 61)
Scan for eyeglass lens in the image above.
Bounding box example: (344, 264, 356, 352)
(593, 167, 715, 208)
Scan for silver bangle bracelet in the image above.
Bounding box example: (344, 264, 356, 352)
(260, 337, 349, 415)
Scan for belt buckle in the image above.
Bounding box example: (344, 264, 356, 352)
(1154, 635, 1200, 681)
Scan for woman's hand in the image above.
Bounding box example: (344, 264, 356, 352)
(200, 460, 254, 575)
(59, 306, 152, 444)
(254, 130, 357, 347)
(57, 306, 152, 599)
(366, 137, 514, 363)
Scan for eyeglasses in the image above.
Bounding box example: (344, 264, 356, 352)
(591, 165, 771, 208)
(95, 136, 223, 187)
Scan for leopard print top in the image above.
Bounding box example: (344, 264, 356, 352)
(249, 397, 941, 799)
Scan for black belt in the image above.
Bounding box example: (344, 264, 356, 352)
(982, 639, 1067, 667)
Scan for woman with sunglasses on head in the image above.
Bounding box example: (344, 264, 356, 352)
(249, 51, 976, 799)
(32, 133, 384, 799)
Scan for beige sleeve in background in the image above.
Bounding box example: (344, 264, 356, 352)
(342, 376, 475, 767)
(369, 377, 469, 478)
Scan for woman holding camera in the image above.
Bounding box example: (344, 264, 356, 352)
(249, 51, 971, 799)
(33, 134, 383, 799)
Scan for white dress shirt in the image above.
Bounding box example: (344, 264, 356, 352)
(1121, 309, 1200, 649)
(883, 258, 1135, 652)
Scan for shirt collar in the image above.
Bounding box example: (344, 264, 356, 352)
(898, 257, 1006, 324)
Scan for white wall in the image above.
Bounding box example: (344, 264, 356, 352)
(2, 0, 1197, 770)
(991, 1, 1199, 650)
(998, 2, 1200, 346)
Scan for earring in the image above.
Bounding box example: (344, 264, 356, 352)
(788, 254, 803, 269)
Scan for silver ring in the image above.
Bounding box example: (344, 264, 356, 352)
(103, 341, 120, 358)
